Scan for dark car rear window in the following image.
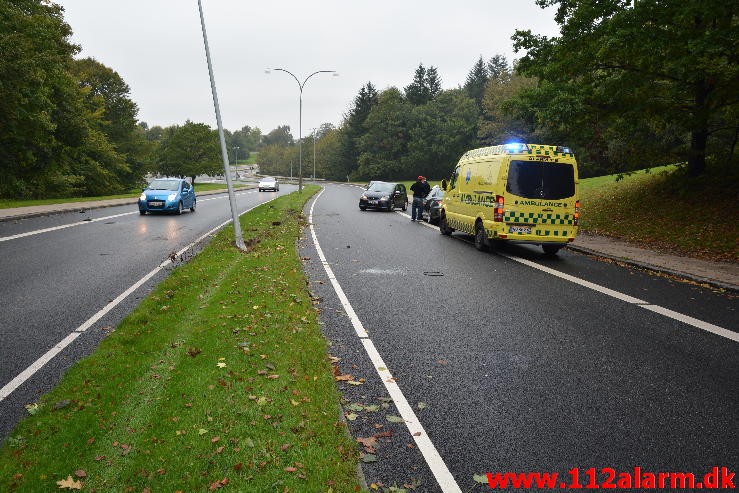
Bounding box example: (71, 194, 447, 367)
(506, 160, 575, 199)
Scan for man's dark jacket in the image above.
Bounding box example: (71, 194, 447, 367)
(411, 180, 431, 198)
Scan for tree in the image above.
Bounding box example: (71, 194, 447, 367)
(156, 121, 221, 183)
(71, 57, 149, 188)
(513, 0, 739, 176)
(0, 0, 85, 197)
(404, 63, 442, 105)
(478, 73, 538, 146)
(405, 89, 478, 180)
(464, 56, 489, 109)
(330, 83, 378, 180)
(262, 125, 294, 147)
(487, 55, 511, 84)
(355, 88, 413, 179)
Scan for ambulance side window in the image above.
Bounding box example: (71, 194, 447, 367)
(450, 166, 460, 190)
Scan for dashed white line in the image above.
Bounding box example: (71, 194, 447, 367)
(308, 189, 463, 493)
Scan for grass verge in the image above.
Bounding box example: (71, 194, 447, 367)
(580, 163, 738, 262)
(0, 186, 360, 492)
(0, 183, 248, 209)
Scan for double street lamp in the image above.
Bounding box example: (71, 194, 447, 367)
(265, 68, 337, 192)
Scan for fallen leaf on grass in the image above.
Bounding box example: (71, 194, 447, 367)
(24, 403, 40, 415)
(209, 478, 229, 490)
(56, 475, 83, 489)
(74, 470, 86, 478)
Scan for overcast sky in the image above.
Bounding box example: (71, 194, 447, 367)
(55, 1, 560, 138)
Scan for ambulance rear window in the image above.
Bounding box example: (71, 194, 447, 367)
(506, 160, 575, 199)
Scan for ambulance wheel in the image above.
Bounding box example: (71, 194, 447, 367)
(542, 244, 562, 255)
(474, 222, 489, 251)
(439, 215, 453, 236)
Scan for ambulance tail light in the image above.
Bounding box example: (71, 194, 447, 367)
(574, 200, 580, 226)
(494, 195, 504, 222)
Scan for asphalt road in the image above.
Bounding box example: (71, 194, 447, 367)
(299, 183, 738, 492)
(0, 186, 294, 441)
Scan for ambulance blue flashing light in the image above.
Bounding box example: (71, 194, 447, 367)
(504, 143, 528, 153)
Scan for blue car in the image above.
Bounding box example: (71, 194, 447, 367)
(139, 178, 196, 215)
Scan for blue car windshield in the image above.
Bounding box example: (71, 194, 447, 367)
(148, 179, 180, 191)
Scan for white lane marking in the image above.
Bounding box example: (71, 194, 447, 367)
(500, 253, 648, 304)
(0, 191, 256, 243)
(412, 217, 735, 342)
(0, 333, 81, 402)
(0, 194, 274, 402)
(641, 304, 739, 342)
(308, 189, 367, 338)
(308, 189, 463, 493)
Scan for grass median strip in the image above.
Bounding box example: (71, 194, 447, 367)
(0, 186, 360, 492)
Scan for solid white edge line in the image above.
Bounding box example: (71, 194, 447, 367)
(0, 194, 278, 403)
(0, 333, 80, 401)
(361, 339, 463, 493)
(640, 304, 739, 342)
(308, 189, 368, 338)
(308, 188, 463, 493)
(499, 252, 648, 304)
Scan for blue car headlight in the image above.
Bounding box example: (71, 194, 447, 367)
(167, 193, 178, 202)
(139, 193, 146, 201)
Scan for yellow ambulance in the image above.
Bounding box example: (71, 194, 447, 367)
(439, 143, 580, 254)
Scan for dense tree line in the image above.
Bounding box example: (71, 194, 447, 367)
(271, 1, 736, 181)
(0, 0, 262, 199)
(3, 1, 735, 198)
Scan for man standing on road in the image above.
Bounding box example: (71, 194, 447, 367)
(410, 175, 430, 222)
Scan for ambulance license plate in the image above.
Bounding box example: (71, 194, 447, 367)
(508, 225, 531, 234)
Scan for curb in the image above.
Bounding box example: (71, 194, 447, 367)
(566, 244, 738, 293)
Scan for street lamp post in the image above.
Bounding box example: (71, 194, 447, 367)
(197, 0, 245, 250)
(312, 128, 317, 181)
(233, 146, 239, 166)
(266, 69, 337, 192)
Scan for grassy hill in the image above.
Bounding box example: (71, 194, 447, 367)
(579, 162, 737, 262)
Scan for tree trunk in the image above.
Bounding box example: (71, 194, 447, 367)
(687, 81, 710, 177)
(687, 129, 707, 177)
(191, 175, 196, 186)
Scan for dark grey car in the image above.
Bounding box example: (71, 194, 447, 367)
(359, 181, 408, 211)
(422, 186, 444, 224)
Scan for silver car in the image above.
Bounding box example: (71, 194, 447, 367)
(258, 177, 279, 192)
